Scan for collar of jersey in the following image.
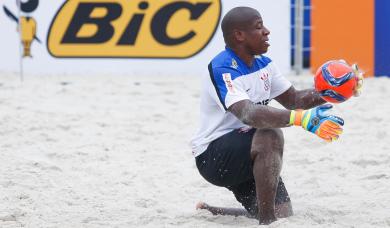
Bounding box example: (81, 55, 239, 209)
(225, 47, 260, 73)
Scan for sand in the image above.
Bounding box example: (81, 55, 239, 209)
(0, 72, 389, 228)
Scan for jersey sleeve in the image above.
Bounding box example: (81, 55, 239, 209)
(269, 62, 292, 99)
(208, 64, 249, 111)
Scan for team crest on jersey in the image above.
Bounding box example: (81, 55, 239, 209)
(222, 73, 235, 93)
(231, 59, 238, 69)
(260, 72, 270, 91)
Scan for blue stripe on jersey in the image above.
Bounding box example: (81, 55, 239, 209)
(208, 62, 228, 110)
(208, 48, 272, 109)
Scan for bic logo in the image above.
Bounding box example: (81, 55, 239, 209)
(48, 0, 221, 58)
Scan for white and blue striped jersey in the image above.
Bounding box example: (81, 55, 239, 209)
(191, 47, 291, 157)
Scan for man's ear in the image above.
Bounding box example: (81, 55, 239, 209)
(233, 29, 245, 42)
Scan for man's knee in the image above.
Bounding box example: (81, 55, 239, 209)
(250, 128, 284, 160)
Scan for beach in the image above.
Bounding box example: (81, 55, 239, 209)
(0, 72, 389, 228)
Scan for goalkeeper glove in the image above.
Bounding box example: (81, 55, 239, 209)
(290, 104, 344, 142)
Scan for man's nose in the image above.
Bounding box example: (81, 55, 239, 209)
(263, 26, 270, 35)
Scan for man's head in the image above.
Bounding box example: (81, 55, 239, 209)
(221, 7, 270, 55)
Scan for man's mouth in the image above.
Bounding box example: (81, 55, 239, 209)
(262, 37, 270, 46)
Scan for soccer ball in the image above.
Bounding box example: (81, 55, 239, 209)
(314, 60, 358, 103)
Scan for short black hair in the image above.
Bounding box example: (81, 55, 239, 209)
(221, 7, 261, 46)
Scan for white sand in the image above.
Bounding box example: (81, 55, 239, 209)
(0, 72, 389, 228)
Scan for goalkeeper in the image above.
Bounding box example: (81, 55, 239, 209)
(190, 6, 363, 225)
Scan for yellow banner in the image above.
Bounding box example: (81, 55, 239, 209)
(48, 0, 221, 58)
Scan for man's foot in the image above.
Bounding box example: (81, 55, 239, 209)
(196, 202, 219, 215)
(196, 201, 253, 218)
(196, 202, 209, 210)
(196, 202, 208, 210)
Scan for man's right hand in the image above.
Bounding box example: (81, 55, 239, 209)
(289, 104, 344, 142)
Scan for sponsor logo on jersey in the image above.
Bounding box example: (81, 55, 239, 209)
(256, 99, 270, 106)
(47, 0, 221, 58)
(222, 73, 235, 93)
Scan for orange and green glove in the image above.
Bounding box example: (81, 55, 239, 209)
(290, 104, 344, 142)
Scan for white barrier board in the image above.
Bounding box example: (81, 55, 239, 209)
(0, 0, 290, 77)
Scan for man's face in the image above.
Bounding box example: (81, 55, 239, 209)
(242, 16, 270, 55)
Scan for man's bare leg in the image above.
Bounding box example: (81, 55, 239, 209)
(196, 201, 292, 219)
(196, 202, 255, 218)
(195, 129, 291, 223)
(251, 129, 284, 225)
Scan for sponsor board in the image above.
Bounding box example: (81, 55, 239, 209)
(47, 0, 221, 58)
(0, 0, 290, 76)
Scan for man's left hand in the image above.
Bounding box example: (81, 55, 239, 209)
(352, 63, 364, 97)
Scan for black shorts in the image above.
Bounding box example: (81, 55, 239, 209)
(196, 128, 290, 216)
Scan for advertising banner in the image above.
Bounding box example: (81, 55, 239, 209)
(0, 0, 290, 77)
